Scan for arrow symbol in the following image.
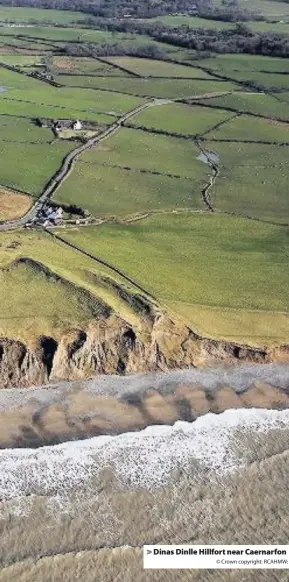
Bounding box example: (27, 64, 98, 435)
(147, 550, 152, 554)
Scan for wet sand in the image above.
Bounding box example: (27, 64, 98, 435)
(0, 364, 288, 448)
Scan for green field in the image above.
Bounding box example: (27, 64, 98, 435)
(205, 113, 289, 142)
(0, 8, 288, 351)
(0, 5, 89, 25)
(79, 127, 206, 179)
(225, 71, 289, 91)
(57, 74, 237, 98)
(203, 141, 289, 222)
(146, 13, 289, 34)
(0, 68, 142, 120)
(55, 127, 209, 216)
(0, 258, 103, 341)
(126, 102, 234, 136)
(52, 56, 133, 77)
(240, 0, 289, 19)
(198, 54, 289, 74)
(55, 165, 204, 216)
(58, 214, 289, 344)
(104, 57, 216, 78)
(145, 15, 234, 29)
(0, 140, 75, 195)
(0, 115, 53, 142)
(195, 93, 289, 121)
(0, 229, 154, 342)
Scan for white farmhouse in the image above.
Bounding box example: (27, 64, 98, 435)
(72, 120, 82, 130)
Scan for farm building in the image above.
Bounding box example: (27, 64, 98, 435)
(72, 120, 82, 130)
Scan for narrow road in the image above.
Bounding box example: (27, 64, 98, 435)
(0, 100, 153, 232)
(0, 89, 266, 233)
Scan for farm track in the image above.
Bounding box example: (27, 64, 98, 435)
(0, 58, 287, 234)
(0, 100, 154, 232)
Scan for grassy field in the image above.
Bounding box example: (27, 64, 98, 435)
(0, 229, 153, 342)
(205, 113, 289, 142)
(0, 140, 75, 195)
(104, 57, 215, 78)
(0, 13, 287, 350)
(0, 259, 104, 340)
(145, 15, 234, 29)
(0, 5, 89, 25)
(56, 74, 237, 98)
(0, 115, 53, 142)
(0, 54, 43, 66)
(203, 140, 289, 222)
(195, 92, 289, 121)
(198, 54, 289, 74)
(59, 213, 289, 344)
(146, 13, 289, 34)
(55, 127, 208, 216)
(0, 96, 116, 124)
(225, 71, 289, 91)
(52, 56, 133, 76)
(55, 165, 204, 216)
(76, 127, 206, 179)
(240, 0, 289, 19)
(126, 102, 234, 135)
(0, 68, 141, 120)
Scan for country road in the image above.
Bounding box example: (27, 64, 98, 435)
(0, 88, 261, 233)
(0, 100, 154, 232)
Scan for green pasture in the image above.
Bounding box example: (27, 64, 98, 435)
(60, 214, 289, 339)
(0, 259, 101, 342)
(203, 140, 289, 222)
(127, 102, 233, 136)
(195, 92, 289, 121)
(0, 140, 75, 195)
(0, 26, 177, 55)
(241, 0, 289, 19)
(55, 165, 204, 216)
(198, 54, 289, 74)
(0, 115, 53, 141)
(104, 57, 215, 78)
(52, 56, 132, 76)
(0, 26, 111, 43)
(0, 6, 88, 25)
(80, 127, 206, 179)
(271, 92, 289, 104)
(0, 97, 116, 124)
(55, 127, 209, 215)
(146, 13, 289, 34)
(0, 229, 154, 341)
(144, 15, 233, 29)
(206, 113, 289, 142)
(227, 71, 289, 91)
(0, 54, 43, 66)
(57, 74, 237, 98)
(0, 68, 142, 119)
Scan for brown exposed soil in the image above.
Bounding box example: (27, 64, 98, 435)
(0, 187, 31, 221)
(53, 57, 76, 71)
(0, 308, 288, 390)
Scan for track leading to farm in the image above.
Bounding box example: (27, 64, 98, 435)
(0, 100, 154, 232)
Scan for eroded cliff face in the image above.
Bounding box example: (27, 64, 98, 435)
(1, 313, 289, 389)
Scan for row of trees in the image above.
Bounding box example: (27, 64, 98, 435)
(73, 18, 289, 58)
(0, 0, 262, 21)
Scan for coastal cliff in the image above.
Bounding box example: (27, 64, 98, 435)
(1, 312, 288, 388)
